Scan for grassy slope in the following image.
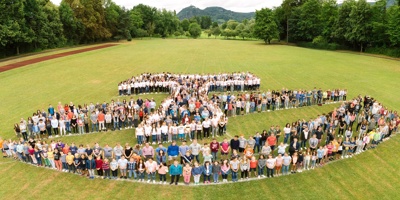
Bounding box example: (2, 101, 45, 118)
(0, 39, 399, 199)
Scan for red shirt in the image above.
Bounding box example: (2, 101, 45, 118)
(195, 102, 201, 109)
(267, 136, 277, 146)
(95, 159, 103, 169)
(250, 160, 258, 169)
(210, 142, 219, 152)
(67, 112, 73, 120)
(220, 142, 229, 152)
(97, 113, 105, 122)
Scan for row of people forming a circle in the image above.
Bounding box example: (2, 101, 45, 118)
(118, 72, 261, 96)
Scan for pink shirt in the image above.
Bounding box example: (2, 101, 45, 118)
(158, 166, 168, 174)
(221, 142, 229, 152)
(142, 146, 154, 156)
(221, 164, 230, 173)
(145, 161, 158, 172)
(275, 157, 283, 166)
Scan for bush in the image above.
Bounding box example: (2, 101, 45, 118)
(365, 47, 400, 58)
(297, 41, 343, 51)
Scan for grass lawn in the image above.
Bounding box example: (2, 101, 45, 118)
(0, 39, 399, 200)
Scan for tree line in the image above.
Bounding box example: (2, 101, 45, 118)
(1, 0, 400, 57)
(0, 0, 219, 56)
(253, 0, 400, 55)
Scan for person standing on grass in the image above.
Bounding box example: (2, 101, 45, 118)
(66, 152, 75, 173)
(102, 158, 111, 179)
(145, 157, 158, 183)
(110, 158, 118, 180)
(220, 138, 230, 160)
(221, 159, 230, 183)
(230, 135, 240, 154)
(257, 155, 266, 178)
(282, 153, 291, 175)
(183, 162, 192, 185)
(87, 155, 96, 179)
(266, 154, 276, 178)
(118, 156, 128, 179)
(189, 139, 202, 163)
(191, 161, 203, 185)
(169, 160, 183, 185)
(202, 161, 212, 184)
(142, 142, 154, 160)
(212, 161, 221, 183)
(283, 123, 291, 144)
(238, 135, 247, 154)
(249, 156, 258, 178)
(95, 156, 103, 177)
(210, 138, 220, 161)
(240, 157, 250, 180)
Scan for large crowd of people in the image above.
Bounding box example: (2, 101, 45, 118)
(3, 71, 398, 185)
(117, 72, 261, 96)
(2, 91, 398, 185)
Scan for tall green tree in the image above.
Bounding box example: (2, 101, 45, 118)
(387, 5, 400, 46)
(59, 0, 84, 44)
(211, 26, 221, 38)
(320, 0, 338, 42)
(293, 0, 322, 41)
(181, 19, 190, 31)
(253, 8, 279, 44)
(188, 22, 201, 38)
(0, 0, 31, 55)
(347, 0, 373, 51)
(200, 16, 212, 29)
(132, 4, 158, 37)
(333, 0, 355, 44)
(370, 0, 389, 47)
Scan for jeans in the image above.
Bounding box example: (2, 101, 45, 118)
(190, 131, 195, 140)
(284, 133, 290, 144)
(211, 152, 218, 161)
(62, 162, 68, 170)
(213, 173, 219, 182)
(113, 121, 119, 130)
(128, 169, 137, 179)
(91, 122, 98, 132)
(193, 155, 200, 163)
(231, 171, 238, 181)
(138, 172, 145, 179)
(282, 165, 289, 175)
(258, 166, 265, 176)
(147, 172, 156, 181)
(301, 140, 307, 148)
(137, 136, 143, 145)
(65, 122, 71, 133)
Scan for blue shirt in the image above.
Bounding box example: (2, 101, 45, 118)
(169, 164, 183, 175)
(167, 145, 179, 156)
(179, 145, 190, 156)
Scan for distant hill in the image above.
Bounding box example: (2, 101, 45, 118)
(177, 6, 255, 23)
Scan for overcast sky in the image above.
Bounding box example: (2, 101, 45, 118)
(50, 0, 284, 13)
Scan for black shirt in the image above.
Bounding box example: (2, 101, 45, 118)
(230, 139, 240, 150)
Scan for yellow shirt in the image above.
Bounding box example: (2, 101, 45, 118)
(47, 151, 54, 159)
(66, 155, 74, 165)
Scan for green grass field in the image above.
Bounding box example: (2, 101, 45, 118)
(0, 39, 399, 200)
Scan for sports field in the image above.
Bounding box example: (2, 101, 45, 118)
(0, 39, 399, 199)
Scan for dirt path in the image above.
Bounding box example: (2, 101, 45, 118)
(0, 44, 117, 73)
